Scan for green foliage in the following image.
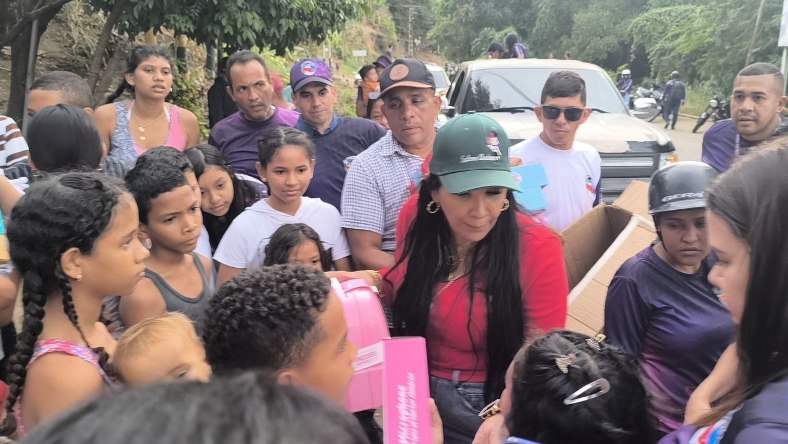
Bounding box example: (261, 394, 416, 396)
(430, 0, 784, 103)
(168, 60, 208, 138)
(86, 0, 369, 54)
(428, 0, 533, 61)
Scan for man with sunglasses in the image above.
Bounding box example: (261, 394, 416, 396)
(510, 71, 601, 231)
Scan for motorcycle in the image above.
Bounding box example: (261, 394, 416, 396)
(629, 84, 663, 122)
(692, 94, 730, 133)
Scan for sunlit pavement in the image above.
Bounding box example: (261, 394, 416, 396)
(647, 114, 705, 162)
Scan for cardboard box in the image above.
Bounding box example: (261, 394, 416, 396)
(561, 180, 655, 335)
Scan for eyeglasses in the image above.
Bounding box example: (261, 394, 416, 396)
(540, 105, 585, 122)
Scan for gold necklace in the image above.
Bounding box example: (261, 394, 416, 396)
(131, 101, 166, 142)
(436, 258, 471, 299)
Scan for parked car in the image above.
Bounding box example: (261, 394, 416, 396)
(426, 62, 451, 96)
(445, 59, 678, 201)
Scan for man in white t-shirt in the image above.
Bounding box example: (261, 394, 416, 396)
(510, 71, 601, 231)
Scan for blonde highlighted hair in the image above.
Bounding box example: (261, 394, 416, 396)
(113, 312, 201, 378)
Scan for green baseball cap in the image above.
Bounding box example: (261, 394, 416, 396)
(429, 114, 520, 194)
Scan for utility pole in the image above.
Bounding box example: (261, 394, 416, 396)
(408, 6, 414, 56)
(745, 0, 768, 66)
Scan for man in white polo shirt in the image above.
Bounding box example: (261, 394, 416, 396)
(510, 70, 601, 231)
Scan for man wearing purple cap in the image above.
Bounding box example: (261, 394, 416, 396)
(290, 59, 386, 210)
(208, 50, 299, 180)
(341, 58, 442, 269)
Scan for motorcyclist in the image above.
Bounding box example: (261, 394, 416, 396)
(617, 69, 633, 108)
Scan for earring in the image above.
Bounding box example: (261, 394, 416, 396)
(169, 87, 173, 92)
(426, 201, 441, 214)
(76, 274, 83, 282)
(501, 199, 510, 211)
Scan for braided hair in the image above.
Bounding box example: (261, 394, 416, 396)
(0, 172, 126, 436)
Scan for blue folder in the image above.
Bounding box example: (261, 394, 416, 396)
(511, 164, 548, 212)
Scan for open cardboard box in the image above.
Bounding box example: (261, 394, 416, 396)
(561, 180, 656, 335)
(0, 235, 8, 263)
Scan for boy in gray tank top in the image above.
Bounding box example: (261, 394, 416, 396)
(120, 154, 215, 335)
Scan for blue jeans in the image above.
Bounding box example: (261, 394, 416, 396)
(663, 100, 681, 128)
(430, 373, 486, 444)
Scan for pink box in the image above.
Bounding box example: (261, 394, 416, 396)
(383, 337, 433, 444)
(331, 278, 390, 412)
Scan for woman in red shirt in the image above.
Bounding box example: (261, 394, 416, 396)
(346, 114, 568, 443)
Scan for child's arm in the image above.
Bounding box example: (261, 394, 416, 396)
(216, 263, 244, 286)
(333, 257, 352, 272)
(684, 342, 739, 424)
(119, 278, 167, 328)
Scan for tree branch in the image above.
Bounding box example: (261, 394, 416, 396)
(0, 0, 72, 48)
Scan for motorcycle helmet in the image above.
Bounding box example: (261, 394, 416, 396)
(670, 70, 680, 79)
(649, 161, 718, 216)
(622, 69, 631, 76)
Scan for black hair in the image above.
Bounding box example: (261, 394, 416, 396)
(126, 44, 172, 75)
(257, 127, 315, 168)
(27, 104, 102, 172)
(487, 43, 504, 54)
(0, 172, 126, 436)
(225, 50, 270, 88)
(135, 145, 193, 173)
(738, 62, 785, 94)
(203, 264, 331, 375)
(505, 33, 520, 50)
(358, 64, 376, 80)
(703, 140, 788, 423)
(31, 71, 92, 109)
(386, 174, 524, 402)
(541, 71, 587, 106)
(186, 144, 260, 251)
(21, 371, 369, 444)
(125, 157, 189, 224)
(507, 330, 656, 444)
(366, 96, 383, 123)
(263, 223, 332, 271)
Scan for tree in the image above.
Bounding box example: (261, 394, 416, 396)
(83, 0, 370, 104)
(428, 0, 534, 61)
(1, 0, 75, 120)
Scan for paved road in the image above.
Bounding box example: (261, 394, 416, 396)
(647, 115, 706, 162)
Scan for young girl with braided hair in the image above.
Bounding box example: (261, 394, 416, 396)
(0, 172, 149, 437)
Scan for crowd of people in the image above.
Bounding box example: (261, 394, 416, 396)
(0, 41, 785, 444)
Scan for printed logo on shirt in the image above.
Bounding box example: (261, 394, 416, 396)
(343, 155, 357, 172)
(486, 131, 502, 156)
(300, 60, 317, 76)
(585, 175, 596, 195)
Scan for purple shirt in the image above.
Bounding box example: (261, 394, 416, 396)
(208, 107, 300, 179)
(701, 117, 788, 173)
(701, 119, 759, 173)
(605, 246, 734, 433)
(300, 116, 386, 209)
(660, 374, 788, 443)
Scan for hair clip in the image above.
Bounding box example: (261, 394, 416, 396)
(555, 353, 576, 374)
(586, 334, 606, 352)
(563, 378, 611, 405)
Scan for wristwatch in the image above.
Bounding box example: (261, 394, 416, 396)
(478, 398, 501, 421)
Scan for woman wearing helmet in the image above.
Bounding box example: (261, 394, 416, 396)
(604, 162, 735, 435)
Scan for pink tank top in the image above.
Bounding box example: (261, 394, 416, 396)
(14, 339, 116, 437)
(134, 103, 187, 155)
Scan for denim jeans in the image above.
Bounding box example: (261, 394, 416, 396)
(662, 100, 681, 128)
(430, 373, 486, 444)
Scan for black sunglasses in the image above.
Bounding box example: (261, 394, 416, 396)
(540, 105, 585, 122)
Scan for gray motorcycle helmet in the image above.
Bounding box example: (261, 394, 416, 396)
(648, 161, 718, 216)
